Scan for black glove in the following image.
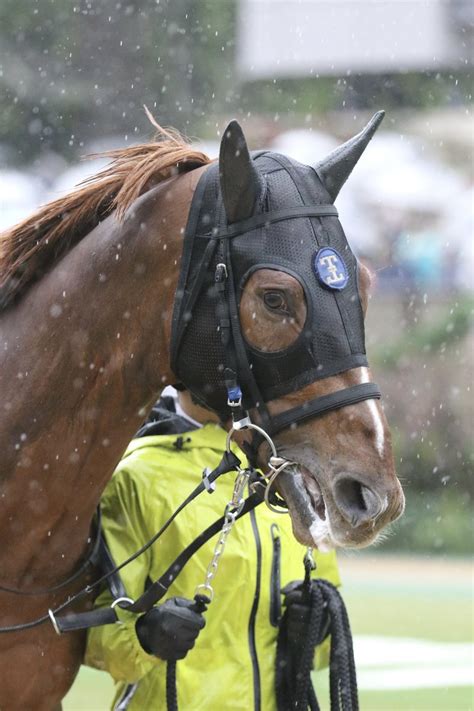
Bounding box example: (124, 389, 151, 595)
(281, 580, 330, 648)
(135, 597, 206, 661)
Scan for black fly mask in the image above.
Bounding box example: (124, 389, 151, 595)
(171, 114, 384, 437)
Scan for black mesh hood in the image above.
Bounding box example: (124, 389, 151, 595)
(170, 151, 368, 416)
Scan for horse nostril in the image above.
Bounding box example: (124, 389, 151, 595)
(333, 477, 384, 528)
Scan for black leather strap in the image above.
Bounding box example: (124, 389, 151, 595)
(269, 383, 381, 436)
(55, 606, 118, 633)
(99, 535, 128, 601)
(245, 383, 382, 461)
(201, 205, 338, 240)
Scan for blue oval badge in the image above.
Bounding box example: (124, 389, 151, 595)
(313, 247, 349, 290)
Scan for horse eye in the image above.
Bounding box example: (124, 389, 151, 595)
(263, 291, 287, 312)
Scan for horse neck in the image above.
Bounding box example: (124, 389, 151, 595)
(0, 168, 203, 585)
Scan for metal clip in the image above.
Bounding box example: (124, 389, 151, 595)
(110, 597, 135, 625)
(304, 547, 317, 571)
(202, 467, 216, 493)
(195, 582, 215, 602)
(232, 412, 251, 430)
(231, 468, 251, 510)
(215, 263, 228, 281)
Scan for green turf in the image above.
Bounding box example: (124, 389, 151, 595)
(343, 588, 473, 643)
(358, 686, 473, 710)
(311, 566, 473, 711)
(312, 674, 474, 711)
(63, 668, 114, 710)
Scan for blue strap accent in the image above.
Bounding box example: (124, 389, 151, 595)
(227, 385, 242, 402)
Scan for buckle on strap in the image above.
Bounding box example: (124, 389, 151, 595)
(48, 608, 61, 635)
(110, 596, 134, 611)
(202, 467, 216, 493)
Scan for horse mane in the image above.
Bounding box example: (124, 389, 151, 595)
(0, 116, 211, 310)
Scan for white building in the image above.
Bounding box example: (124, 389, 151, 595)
(237, 0, 473, 79)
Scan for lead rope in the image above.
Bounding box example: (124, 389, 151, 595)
(275, 551, 359, 711)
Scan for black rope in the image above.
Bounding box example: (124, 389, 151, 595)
(166, 594, 209, 711)
(321, 580, 358, 711)
(166, 662, 178, 711)
(275, 577, 358, 711)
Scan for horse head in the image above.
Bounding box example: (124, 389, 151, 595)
(171, 114, 404, 550)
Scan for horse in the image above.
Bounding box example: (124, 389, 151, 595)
(0, 114, 404, 710)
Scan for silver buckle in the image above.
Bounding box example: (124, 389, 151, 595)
(48, 608, 61, 635)
(202, 467, 216, 493)
(232, 413, 252, 430)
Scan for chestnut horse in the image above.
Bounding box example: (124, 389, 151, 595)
(0, 116, 404, 710)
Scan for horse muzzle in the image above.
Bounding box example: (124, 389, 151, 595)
(274, 461, 405, 550)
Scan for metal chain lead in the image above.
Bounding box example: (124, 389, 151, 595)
(195, 467, 251, 602)
(196, 420, 295, 600)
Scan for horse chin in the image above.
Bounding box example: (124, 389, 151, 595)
(276, 465, 335, 552)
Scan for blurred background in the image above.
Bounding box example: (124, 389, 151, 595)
(0, 0, 472, 708)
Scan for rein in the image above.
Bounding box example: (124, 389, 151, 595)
(0, 320, 379, 635)
(0, 415, 290, 635)
(0, 508, 102, 597)
(0, 449, 262, 634)
(51, 423, 286, 634)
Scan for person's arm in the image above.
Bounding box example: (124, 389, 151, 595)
(85, 467, 206, 682)
(85, 469, 159, 683)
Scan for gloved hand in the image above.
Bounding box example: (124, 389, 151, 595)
(281, 580, 330, 648)
(135, 597, 206, 661)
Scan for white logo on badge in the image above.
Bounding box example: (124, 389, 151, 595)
(319, 254, 345, 285)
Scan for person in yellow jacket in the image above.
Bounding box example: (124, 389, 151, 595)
(85, 389, 340, 711)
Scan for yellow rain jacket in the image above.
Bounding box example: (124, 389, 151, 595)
(85, 422, 340, 711)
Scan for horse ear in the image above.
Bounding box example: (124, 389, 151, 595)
(219, 119, 261, 224)
(315, 111, 385, 202)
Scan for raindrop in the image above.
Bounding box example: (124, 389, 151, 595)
(49, 303, 63, 318)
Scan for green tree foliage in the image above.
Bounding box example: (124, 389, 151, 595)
(0, 0, 237, 162)
(2, 0, 471, 163)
